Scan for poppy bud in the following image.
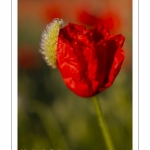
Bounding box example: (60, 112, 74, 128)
(40, 18, 64, 68)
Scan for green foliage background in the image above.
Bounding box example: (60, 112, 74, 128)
(18, 0, 132, 150)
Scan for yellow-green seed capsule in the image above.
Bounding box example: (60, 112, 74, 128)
(40, 18, 64, 68)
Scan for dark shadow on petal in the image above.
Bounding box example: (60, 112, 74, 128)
(91, 25, 109, 43)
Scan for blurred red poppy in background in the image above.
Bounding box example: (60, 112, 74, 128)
(18, 45, 41, 70)
(77, 9, 121, 33)
(39, 2, 62, 24)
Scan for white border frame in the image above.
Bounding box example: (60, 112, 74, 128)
(9, 0, 142, 149)
(133, 0, 139, 149)
(12, 0, 18, 149)
(0, 0, 13, 149)
(139, 0, 150, 150)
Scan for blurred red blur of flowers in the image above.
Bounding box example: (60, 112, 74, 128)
(18, 45, 41, 70)
(77, 9, 121, 32)
(77, 10, 101, 26)
(39, 2, 62, 24)
(57, 23, 125, 97)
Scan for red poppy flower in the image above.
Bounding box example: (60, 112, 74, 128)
(40, 19, 125, 97)
(56, 23, 125, 97)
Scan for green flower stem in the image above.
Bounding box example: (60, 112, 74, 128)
(92, 95, 115, 150)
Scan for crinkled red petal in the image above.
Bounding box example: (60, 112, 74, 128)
(57, 23, 125, 97)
